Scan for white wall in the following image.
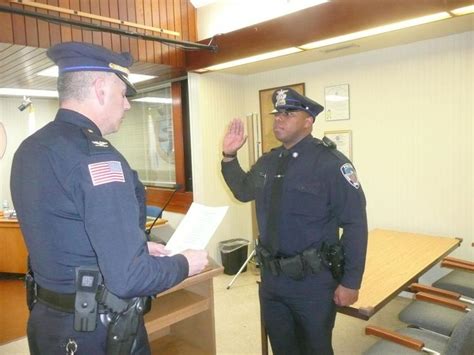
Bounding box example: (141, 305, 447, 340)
(188, 72, 255, 261)
(189, 31, 473, 279)
(0, 98, 58, 208)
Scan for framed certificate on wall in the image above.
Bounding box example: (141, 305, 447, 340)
(325, 84, 350, 121)
(324, 129, 352, 160)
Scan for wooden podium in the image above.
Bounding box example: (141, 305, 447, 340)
(145, 260, 223, 354)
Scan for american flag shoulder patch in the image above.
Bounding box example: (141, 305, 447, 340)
(88, 161, 125, 186)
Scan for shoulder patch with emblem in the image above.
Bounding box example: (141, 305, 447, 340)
(81, 128, 113, 155)
(340, 163, 360, 189)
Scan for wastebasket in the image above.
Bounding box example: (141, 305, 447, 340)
(219, 238, 250, 275)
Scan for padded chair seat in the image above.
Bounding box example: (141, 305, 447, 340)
(399, 300, 465, 336)
(364, 327, 449, 355)
(365, 310, 474, 355)
(433, 270, 474, 298)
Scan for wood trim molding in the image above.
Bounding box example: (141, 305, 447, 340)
(146, 187, 193, 215)
(185, 0, 474, 71)
(10, 0, 180, 36)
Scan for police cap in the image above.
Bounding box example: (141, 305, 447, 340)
(47, 41, 137, 96)
(271, 87, 324, 120)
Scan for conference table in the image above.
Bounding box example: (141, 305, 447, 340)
(336, 228, 462, 320)
(259, 228, 461, 354)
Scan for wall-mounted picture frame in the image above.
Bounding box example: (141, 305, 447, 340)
(259, 83, 305, 153)
(324, 129, 352, 160)
(325, 84, 350, 121)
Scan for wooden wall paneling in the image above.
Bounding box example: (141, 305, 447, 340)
(58, 0, 73, 43)
(24, 5, 39, 47)
(69, 0, 82, 42)
(47, 0, 61, 45)
(89, 0, 102, 45)
(179, 0, 188, 40)
(151, 0, 162, 64)
(79, 0, 92, 43)
(126, 0, 139, 60)
(187, 0, 195, 42)
(117, 0, 130, 52)
(0, 4, 13, 43)
(165, 0, 176, 67)
(10, 1, 26, 45)
(159, 0, 169, 65)
(99, 0, 112, 49)
(134, 0, 147, 62)
(171, 81, 185, 188)
(143, 0, 155, 63)
(173, 0, 182, 67)
(108, 0, 121, 52)
(36, 0, 51, 48)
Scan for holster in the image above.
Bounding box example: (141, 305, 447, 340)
(25, 270, 37, 311)
(106, 297, 147, 355)
(321, 242, 345, 282)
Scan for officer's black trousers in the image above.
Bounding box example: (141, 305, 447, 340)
(27, 301, 151, 354)
(259, 273, 337, 355)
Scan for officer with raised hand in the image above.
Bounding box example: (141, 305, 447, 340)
(221, 88, 368, 354)
(11, 42, 208, 354)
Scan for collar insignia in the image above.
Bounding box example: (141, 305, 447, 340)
(92, 140, 109, 148)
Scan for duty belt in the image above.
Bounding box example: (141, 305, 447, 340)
(256, 245, 322, 280)
(36, 285, 114, 314)
(36, 284, 134, 315)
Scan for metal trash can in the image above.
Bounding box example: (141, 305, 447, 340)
(219, 238, 250, 275)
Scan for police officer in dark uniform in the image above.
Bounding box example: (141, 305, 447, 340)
(221, 88, 368, 354)
(10, 42, 208, 354)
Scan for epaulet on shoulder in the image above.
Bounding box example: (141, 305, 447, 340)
(81, 128, 113, 155)
(322, 136, 337, 149)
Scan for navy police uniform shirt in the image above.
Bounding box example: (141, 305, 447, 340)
(11, 109, 188, 297)
(221, 134, 368, 290)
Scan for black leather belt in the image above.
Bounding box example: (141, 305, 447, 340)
(37, 286, 76, 313)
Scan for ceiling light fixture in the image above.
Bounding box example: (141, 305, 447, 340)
(300, 12, 452, 50)
(131, 97, 172, 104)
(37, 66, 157, 83)
(202, 47, 303, 71)
(450, 5, 474, 15)
(0, 88, 58, 98)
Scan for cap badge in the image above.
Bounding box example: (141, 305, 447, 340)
(340, 163, 360, 189)
(275, 89, 288, 107)
(109, 62, 130, 75)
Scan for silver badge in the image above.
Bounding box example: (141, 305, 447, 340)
(275, 89, 288, 107)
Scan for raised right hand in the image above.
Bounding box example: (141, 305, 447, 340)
(181, 249, 209, 276)
(222, 118, 247, 156)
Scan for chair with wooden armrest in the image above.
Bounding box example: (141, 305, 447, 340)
(409, 283, 473, 305)
(399, 291, 469, 337)
(364, 309, 474, 355)
(433, 257, 474, 299)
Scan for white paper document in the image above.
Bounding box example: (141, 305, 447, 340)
(165, 202, 228, 255)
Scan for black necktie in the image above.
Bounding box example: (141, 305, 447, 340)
(266, 150, 290, 255)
